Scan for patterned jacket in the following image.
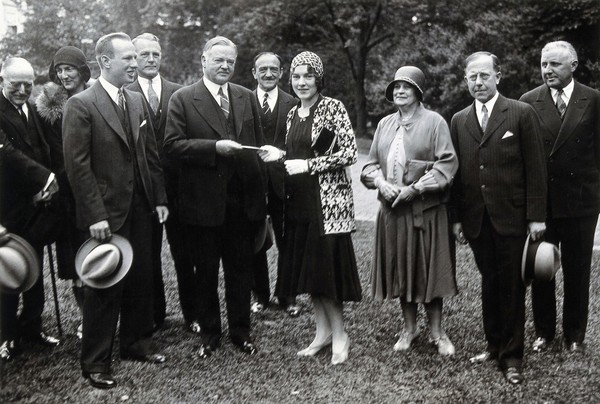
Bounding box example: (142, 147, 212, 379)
(286, 96, 357, 234)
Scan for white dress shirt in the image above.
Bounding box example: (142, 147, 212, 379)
(256, 87, 278, 112)
(475, 91, 500, 128)
(551, 78, 574, 107)
(203, 76, 229, 106)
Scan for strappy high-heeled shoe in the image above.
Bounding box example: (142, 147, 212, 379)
(297, 334, 332, 357)
(331, 334, 350, 365)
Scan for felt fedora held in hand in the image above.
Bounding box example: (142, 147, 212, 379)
(0, 233, 40, 294)
(521, 235, 560, 287)
(75, 235, 133, 289)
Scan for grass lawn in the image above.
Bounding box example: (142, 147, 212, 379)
(1, 218, 599, 403)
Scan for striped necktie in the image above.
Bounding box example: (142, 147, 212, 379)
(218, 87, 230, 118)
(481, 104, 489, 132)
(262, 93, 270, 115)
(147, 80, 160, 114)
(556, 89, 566, 119)
(118, 88, 127, 111)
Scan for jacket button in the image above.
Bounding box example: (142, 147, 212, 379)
(481, 184, 486, 189)
(479, 165, 484, 170)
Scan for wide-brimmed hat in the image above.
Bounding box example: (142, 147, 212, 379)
(521, 235, 561, 286)
(254, 217, 274, 254)
(385, 66, 425, 102)
(49, 46, 91, 84)
(75, 235, 133, 289)
(0, 233, 40, 294)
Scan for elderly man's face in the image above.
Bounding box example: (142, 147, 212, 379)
(202, 44, 236, 85)
(465, 55, 500, 104)
(541, 47, 576, 90)
(1, 62, 34, 106)
(252, 54, 282, 92)
(134, 38, 161, 80)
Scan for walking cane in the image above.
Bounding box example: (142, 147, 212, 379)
(46, 245, 63, 338)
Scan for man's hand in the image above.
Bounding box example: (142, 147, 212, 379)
(453, 222, 467, 244)
(89, 220, 111, 242)
(284, 159, 309, 175)
(374, 177, 400, 202)
(258, 145, 284, 162)
(528, 221, 546, 241)
(33, 177, 59, 204)
(156, 205, 169, 224)
(216, 140, 242, 157)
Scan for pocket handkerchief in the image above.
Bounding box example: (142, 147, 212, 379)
(502, 131, 514, 139)
(140, 119, 147, 128)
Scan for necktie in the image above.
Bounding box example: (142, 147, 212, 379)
(481, 104, 489, 132)
(117, 88, 127, 111)
(147, 80, 160, 114)
(218, 87, 229, 118)
(556, 89, 566, 119)
(18, 105, 27, 125)
(262, 93, 270, 115)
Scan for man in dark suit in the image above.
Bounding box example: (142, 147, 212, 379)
(449, 52, 547, 385)
(128, 33, 188, 332)
(0, 57, 60, 361)
(520, 41, 600, 353)
(249, 52, 299, 316)
(164, 36, 266, 358)
(63, 32, 169, 389)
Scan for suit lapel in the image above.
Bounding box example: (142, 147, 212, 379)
(274, 89, 291, 144)
(91, 82, 129, 148)
(124, 89, 140, 143)
(531, 86, 562, 140)
(192, 81, 227, 137)
(480, 95, 507, 145)
(230, 85, 245, 139)
(552, 81, 589, 155)
(464, 103, 483, 144)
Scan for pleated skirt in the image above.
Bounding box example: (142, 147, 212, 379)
(371, 202, 457, 303)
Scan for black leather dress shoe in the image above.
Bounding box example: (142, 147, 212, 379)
(23, 332, 60, 347)
(187, 321, 201, 334)
(285, 304, 301, 318)
(251, 302, 267, 313)
(469, 351, 495, 364)
(0, 340, 20, 361)
(236, 340, 258, 355)
(504, 367, 524, 385)
(566, 342, 585, 352)
(82, 371, 117, 389)
(121, 353, 166, 364)
(197, 344, 214, 359)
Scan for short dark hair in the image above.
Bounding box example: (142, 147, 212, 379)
(95, 32, 131, 65)
(202, 36, 237, 56)
(465, 51, 501, 73)
(253, 52, 283, 69)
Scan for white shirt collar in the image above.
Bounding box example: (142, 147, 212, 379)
(138, 74, 162, 101)
(475, 91, 499, 124)
(203, 77, 228, 104)
(551, 79, 574, 105)
(256, 87, 278, 111)
(99, 76, 121, 104)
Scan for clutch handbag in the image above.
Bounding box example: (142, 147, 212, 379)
(311, 127, 339, 156)
(403, 159, 434, 184)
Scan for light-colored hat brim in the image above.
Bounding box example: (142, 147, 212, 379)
(75, 234, 133, 289)
(0, 233, 40, 294)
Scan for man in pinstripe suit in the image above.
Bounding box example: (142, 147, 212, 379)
(449, 52, 547, 385)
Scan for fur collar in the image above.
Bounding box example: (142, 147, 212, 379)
(35, 82, 69, 125)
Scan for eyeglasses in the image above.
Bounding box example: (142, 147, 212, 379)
(3, 80, 33, 90)
(465, 72, 498, 82)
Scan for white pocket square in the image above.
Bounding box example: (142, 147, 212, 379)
(502, 131, 514, 139)
(140, 119, 147, 128)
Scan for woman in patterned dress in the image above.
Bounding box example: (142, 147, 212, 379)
(361, 66, 458, 355)
(259, 51, 362, 365)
